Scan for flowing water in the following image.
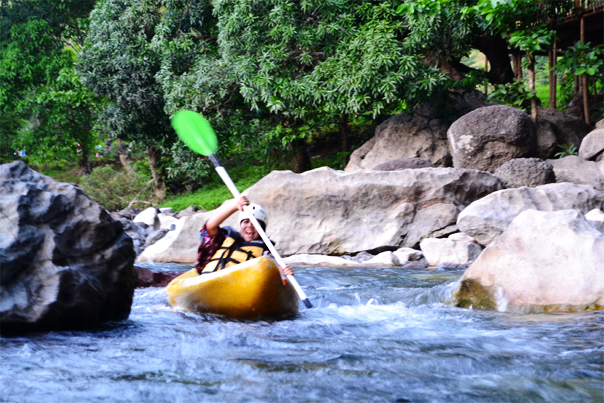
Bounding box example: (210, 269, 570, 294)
(1, 265, 603, 402)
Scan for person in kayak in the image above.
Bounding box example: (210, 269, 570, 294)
(195, 195, 294, 276)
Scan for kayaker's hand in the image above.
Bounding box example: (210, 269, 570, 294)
(283, 265, 294, 276)
(235, 195, 249, 212)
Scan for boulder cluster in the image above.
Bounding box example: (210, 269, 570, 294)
(1, 105, 603, 331)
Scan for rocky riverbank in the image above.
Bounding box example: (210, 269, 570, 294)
(2, 106, 603, 333)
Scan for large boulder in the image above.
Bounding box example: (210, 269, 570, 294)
(494, 158, 555, 188)
(457, 183, 604, 245)
(244, 167, 502, 255)
(345, 114, 451, 171)
(578, 129, 604, 162)
(536, 107, 592, 151)
(0, 161, 137, 334)
(454, 209, 604, 313)
(139, 167, 502, 261)
(546, 156, 604, 191)
(447, 105, 536, 173)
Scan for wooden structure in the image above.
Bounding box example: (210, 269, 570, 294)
(549, 1, 603, 123)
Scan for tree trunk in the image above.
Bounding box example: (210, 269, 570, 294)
(116, 139, 133, 172)
(146, 145, 165, 199)
(527, 53, 538, 122)
(79, 148, 91, 175)
(475, 35, 515, 85)
(340, 113, 349, 166)
(512, 52, 523, 80)
(292, 138, 312, 173)
(583, 75, 590, 125)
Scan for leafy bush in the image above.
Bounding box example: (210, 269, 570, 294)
(80, 165, 153, 211)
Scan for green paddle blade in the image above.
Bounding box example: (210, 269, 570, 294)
(171, 110, 218, 156)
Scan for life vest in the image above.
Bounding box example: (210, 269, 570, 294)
(201, 233, 269, 273)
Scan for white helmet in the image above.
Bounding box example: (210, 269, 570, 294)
(239, 204, 268, 228)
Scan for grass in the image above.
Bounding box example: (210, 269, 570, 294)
(159, 165, 272, 211)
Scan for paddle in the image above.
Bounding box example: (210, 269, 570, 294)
(171, 110, 313, 309)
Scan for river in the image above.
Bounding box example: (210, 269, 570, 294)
(1, 265, 602, 402)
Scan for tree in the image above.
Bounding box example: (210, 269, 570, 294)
(0, 0, 101, 172)
(79, 0, 174, 198)
(213, 0, 449, 172)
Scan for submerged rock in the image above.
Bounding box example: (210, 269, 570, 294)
(0, 161, 138, 334)
(454, 209, 604, 313)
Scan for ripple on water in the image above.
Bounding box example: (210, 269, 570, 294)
(1, 267, 602, 403)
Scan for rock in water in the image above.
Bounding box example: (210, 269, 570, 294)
(0, 161, 137, 334)
(244, 167, 503, 255)
(454, 209, 604, 313)
(457, 183, 604, 245)
(447, 105, 536, 173)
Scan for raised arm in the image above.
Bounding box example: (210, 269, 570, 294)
(205, 195, 249, 237)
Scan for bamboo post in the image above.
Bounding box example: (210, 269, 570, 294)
(581, 17, 590, 124)
(549, 41, 557, 109)
(484, 57, 489, 96)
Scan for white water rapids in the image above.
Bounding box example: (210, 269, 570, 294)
(1, 265, 602, 402)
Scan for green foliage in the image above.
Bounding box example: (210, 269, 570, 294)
(160, 164, 270, 211)
(508, 24, 554, 54)
(488, 79, 533, 112)
(0, 0, 101, 170)
(79, 165, 153, 211)
(555, 42, 604, 77)
(554, 144, 578, 158)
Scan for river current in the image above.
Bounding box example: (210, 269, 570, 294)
(1, 265, 603, 402)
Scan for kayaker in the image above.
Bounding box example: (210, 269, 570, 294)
(195, 195, 294, 276)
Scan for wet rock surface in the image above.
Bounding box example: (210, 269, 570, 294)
(0, 161, 138, 334)
(455, 209, 604, 313)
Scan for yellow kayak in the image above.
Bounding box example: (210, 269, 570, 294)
(166, 256, 300, 319)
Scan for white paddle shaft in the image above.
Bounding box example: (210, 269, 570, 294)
(214, 166, 310, 304)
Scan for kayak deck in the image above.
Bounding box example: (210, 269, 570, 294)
(166, 256, 299, 319)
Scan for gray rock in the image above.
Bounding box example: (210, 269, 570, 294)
(578, 129, 604, 161)
(457, 182, 604, 245)
(393, 247, 423, 262)
(585, 208, 604, 233)
(419, 238, 482, 266)
(536, 107, 592, 150)
(372, 158, 434, 171)
(145, 229, 169, 246)
(546, 156, 604, 191)
(0, 161, 137, 334)
(175, 205, 202, 218)
(352, 251, 375, 263)
(139, 167, 503, 262)
(494, 158, 555, 188)
(118, 218, 147, 256)
(534, 120, 558, 159)
(159, 207, 174, 215)
(447, 105, 536, 173)
(400, 259, 429, 270)
(133, 207, 160, 231)
(455, 209, 604, 313)
(365, 251, 401, 266)
(345, 113, 451, 171)
(110, 207, 139, 221)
